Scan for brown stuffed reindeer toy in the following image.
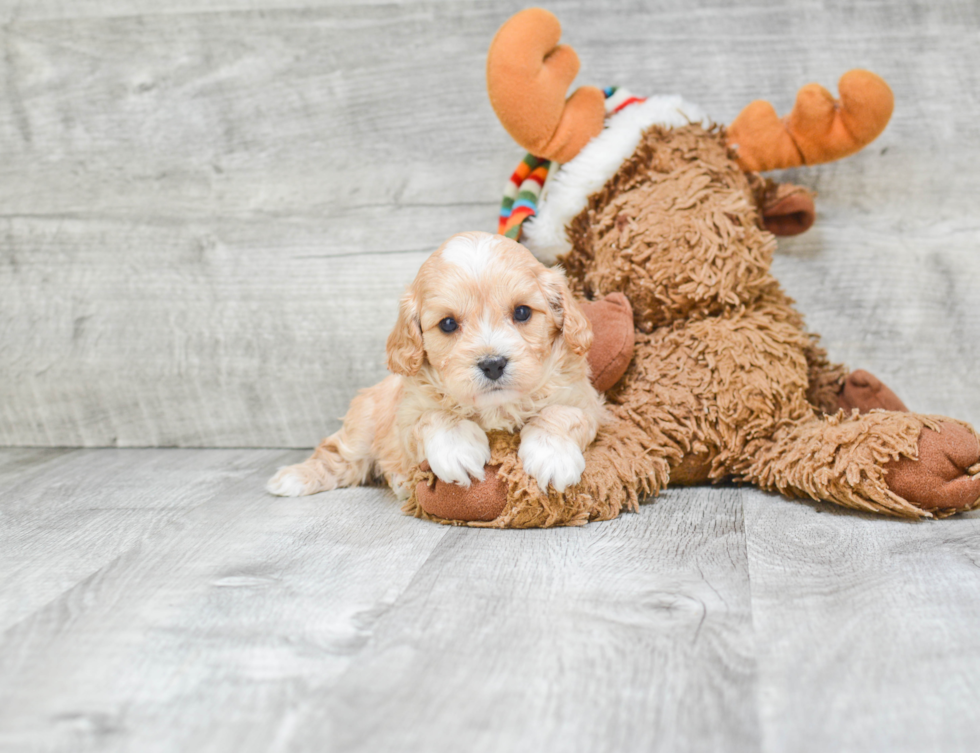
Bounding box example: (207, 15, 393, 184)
(404, 7, 980, 527)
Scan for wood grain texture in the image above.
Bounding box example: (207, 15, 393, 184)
(6, 449, 979, 751)
(282, 486, 758, 753)
(1, 0, 978, 446)
(0, 447, 451, 751)
(743, 493, 980, 753)
(0, 448, 761, 752)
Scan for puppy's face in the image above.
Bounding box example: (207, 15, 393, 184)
(386, 232, 591, 408)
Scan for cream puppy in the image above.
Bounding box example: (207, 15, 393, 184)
(267, 231, 605, 500)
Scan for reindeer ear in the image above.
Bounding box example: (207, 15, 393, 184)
(385, 291, 425, 376)
(540, 267, 592, 356)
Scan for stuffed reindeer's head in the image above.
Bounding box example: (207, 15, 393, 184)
(486, 8, 894, 331)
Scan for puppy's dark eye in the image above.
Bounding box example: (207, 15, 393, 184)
(514, 305, 531, 322)
(438, 317, 458, 333)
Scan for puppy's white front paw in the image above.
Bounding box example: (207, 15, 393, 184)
(388, 474, 412, 501)
(518, 430, 586, 493)
(425, 420, 491, 487)
(266, 463, 333, 497)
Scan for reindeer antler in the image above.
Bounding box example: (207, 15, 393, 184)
(486, 8, 605, 164)
(728, 70, 894, 172)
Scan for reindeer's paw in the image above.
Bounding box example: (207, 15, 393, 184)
(885, 422, 980, 516)
(416, 461, 508, 522)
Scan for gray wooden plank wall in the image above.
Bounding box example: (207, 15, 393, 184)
(1, 0, 978, 447)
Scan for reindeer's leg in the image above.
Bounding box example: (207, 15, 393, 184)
(802, 338, 849, 415)
(742, 411, 980, 518)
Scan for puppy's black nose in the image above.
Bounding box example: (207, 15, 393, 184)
(478, 356, 508, 381)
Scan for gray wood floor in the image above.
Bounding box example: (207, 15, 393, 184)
(1, 449, 978, 752)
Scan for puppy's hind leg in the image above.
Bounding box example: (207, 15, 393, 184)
(267, 382, 385, 497)
(266, 438, 347, 497)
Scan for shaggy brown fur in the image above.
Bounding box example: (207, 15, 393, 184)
(406, 123, 980, 526)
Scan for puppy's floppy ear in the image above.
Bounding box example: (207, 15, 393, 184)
(539, 266, 592, 356)
(386, 291, 425, 376)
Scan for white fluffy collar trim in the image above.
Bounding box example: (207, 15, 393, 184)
(521, 95, 708, 264)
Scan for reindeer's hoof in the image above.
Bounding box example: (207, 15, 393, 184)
(885, 423, 980, 516)
(837, 370, 908, 414)
(416, 462, 508, 522)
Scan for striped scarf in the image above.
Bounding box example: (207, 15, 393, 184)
(497, 87, 647, 240)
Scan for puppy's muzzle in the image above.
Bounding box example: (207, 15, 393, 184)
(478, 356, 508, 381)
